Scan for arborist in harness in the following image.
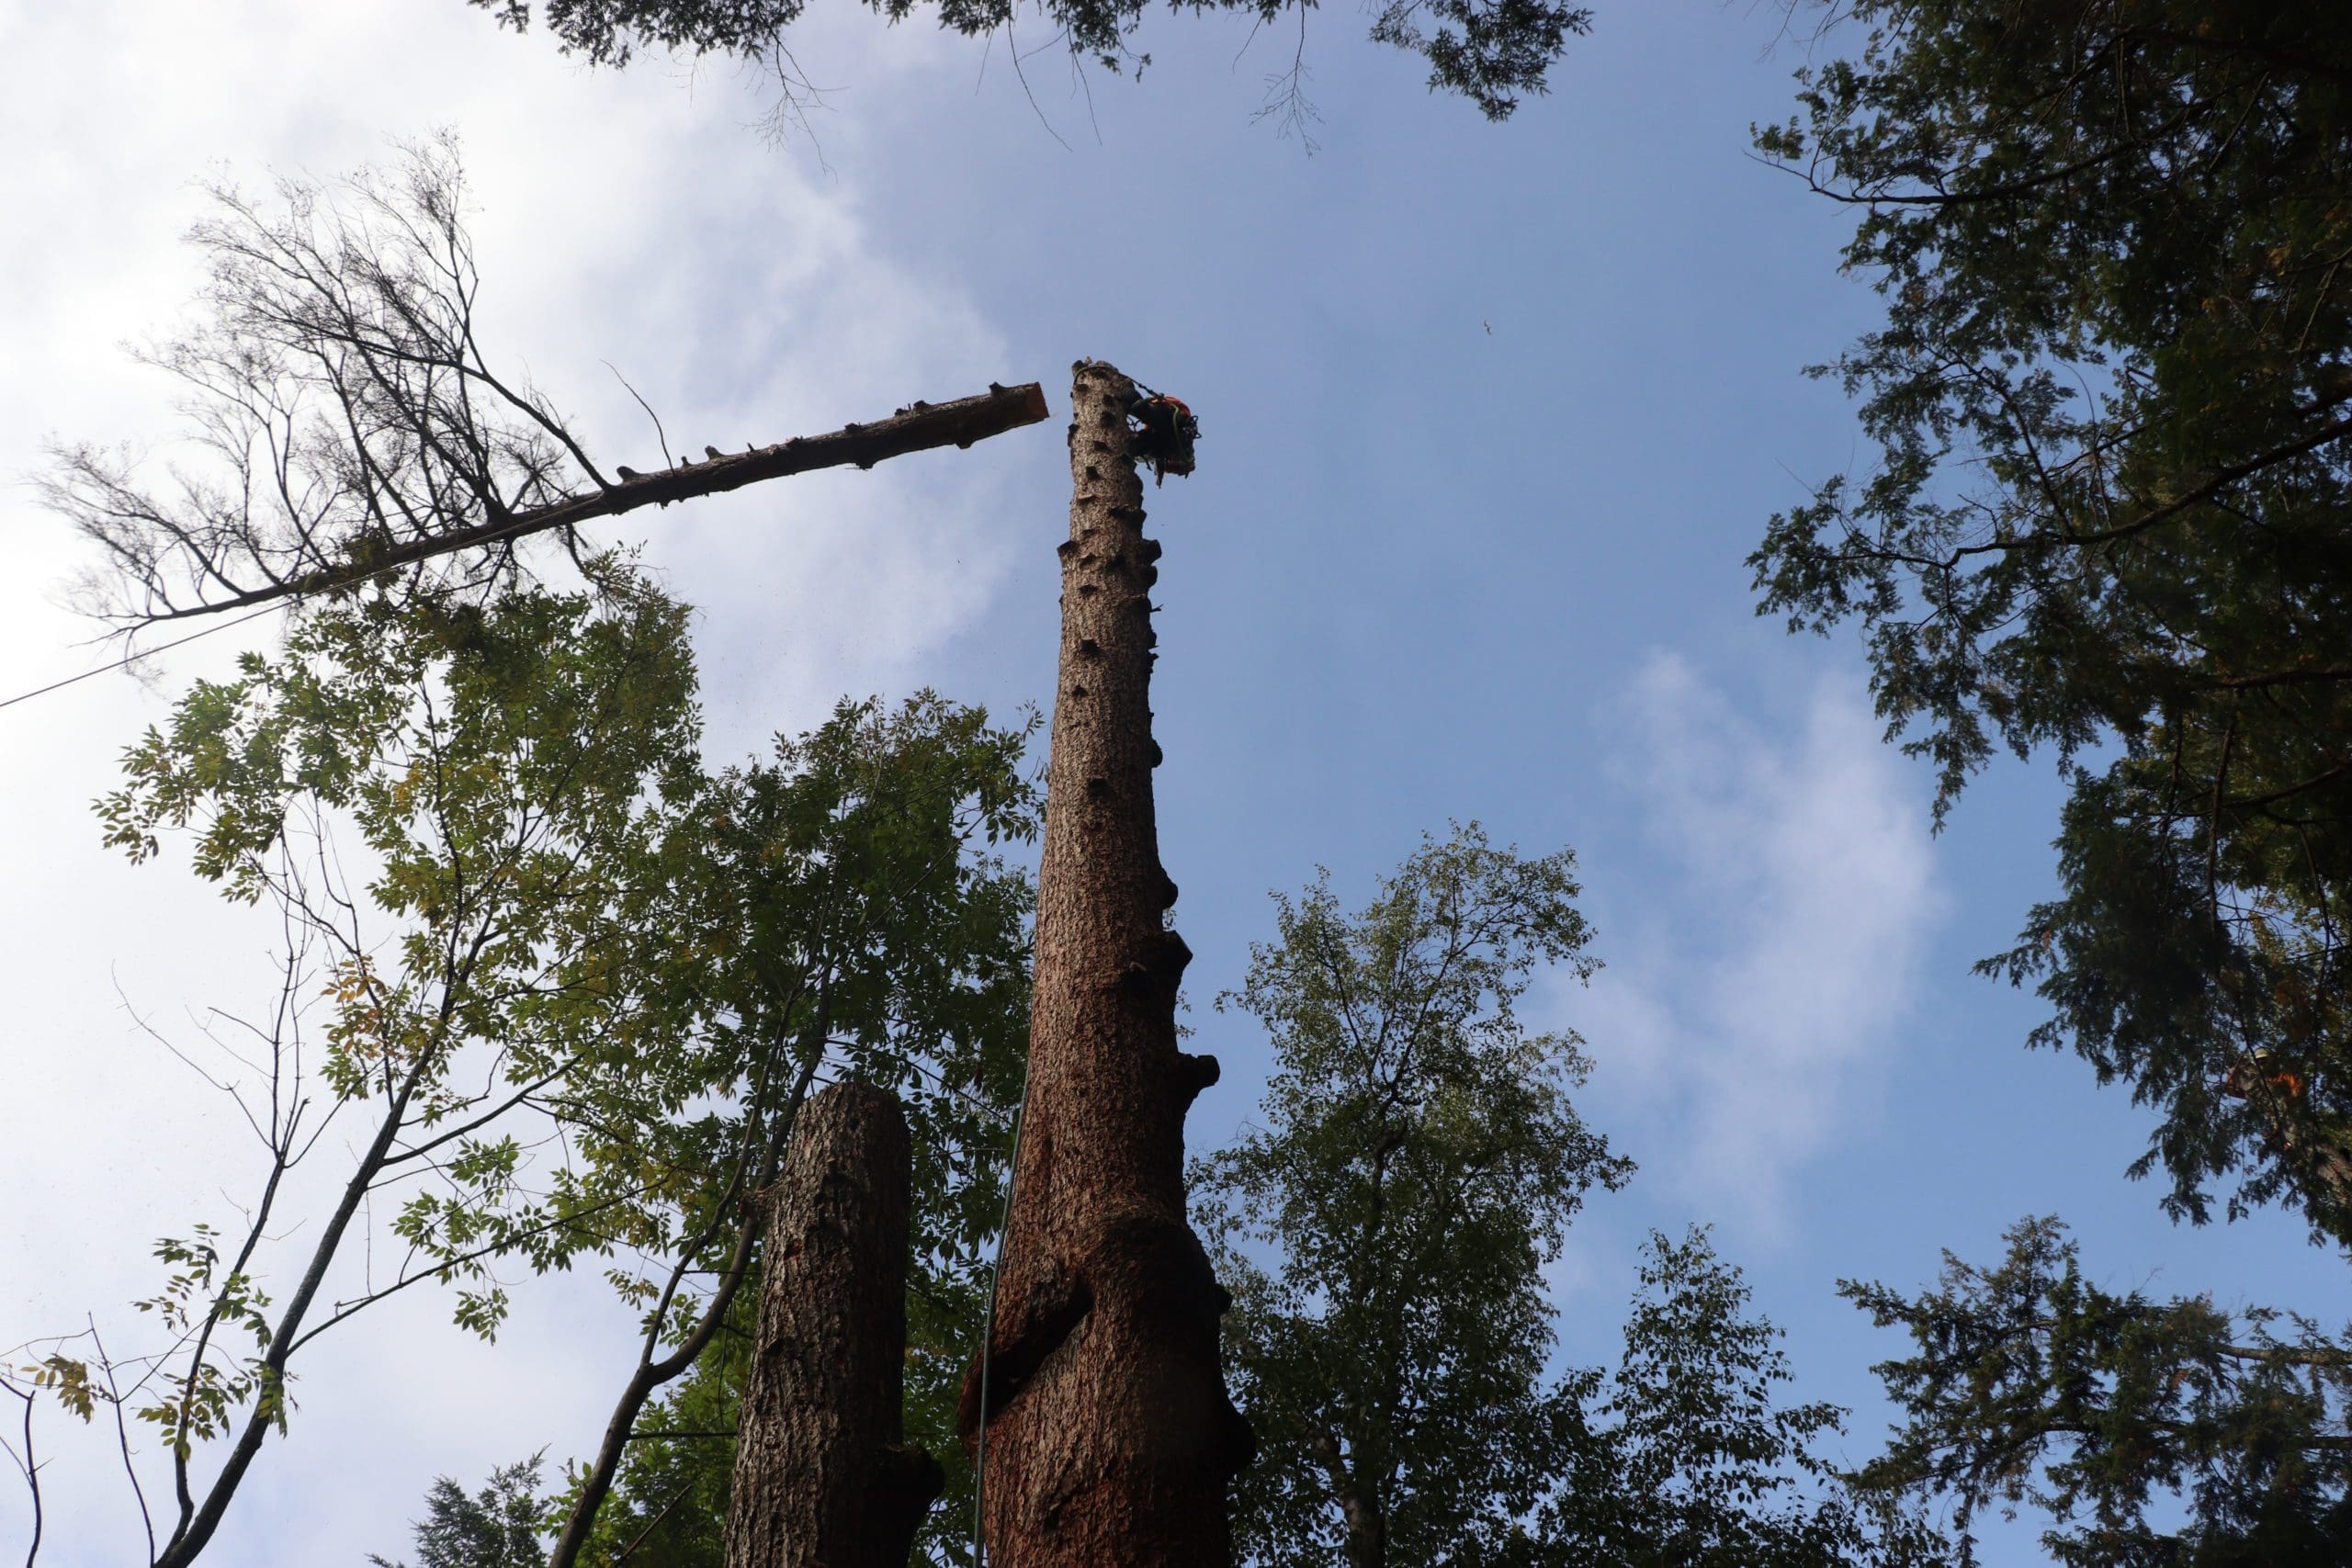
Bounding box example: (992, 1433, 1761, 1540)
(2222, 1046, 2309, 1103)
(1126, 386, 1199, 484)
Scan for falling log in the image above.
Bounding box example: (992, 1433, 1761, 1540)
(148, 381, 1052, 621)
(725, 1082, 942, 1568)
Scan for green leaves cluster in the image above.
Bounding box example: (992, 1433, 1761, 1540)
(133, 1227, 282, 1457)
(1751, 4, 2352, 1241)
(371, 1456, 550, 1568)
(1197, 828, 1625, 1566)
(1845, 1217, 2352, 1565)
(559, 1244, 999, 1566)
(54, 568, 1039, 1563)
(469, 0, 1591, 121)
(1196, 827, 1940, 1567)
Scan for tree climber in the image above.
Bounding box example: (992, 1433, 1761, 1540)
(2222, 1047, 2308, 1103)
(1126, 387, 1199, 484)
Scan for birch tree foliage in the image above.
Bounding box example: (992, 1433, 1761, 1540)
(1195, 825, 1625, 1566)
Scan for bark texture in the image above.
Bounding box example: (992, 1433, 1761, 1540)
(958, 360, 1251, 1564)
(726, 1082, 942, 1568)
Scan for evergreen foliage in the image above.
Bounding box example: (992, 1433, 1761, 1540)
(371, 1457, 549, 1568)
(1843, 1217, 2352, 1565)
(469, 0, 1592, 121)
(1751, 3, 2352, 1242)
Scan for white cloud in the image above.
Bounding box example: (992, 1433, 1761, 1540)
(1570, 651, 1941, 1234)
(0, 5, 1017, 1562)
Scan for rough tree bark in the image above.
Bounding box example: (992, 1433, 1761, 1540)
(957, 360, 1252, 1564)
(725, 1081, 942, 1568)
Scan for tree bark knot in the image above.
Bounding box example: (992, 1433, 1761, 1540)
(1111, 930, 1193, 1004)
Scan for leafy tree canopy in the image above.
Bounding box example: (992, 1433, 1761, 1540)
(1846, 1216, 2352, 1566)
(1196, 826, 1949, 1567)
(27, 139, 1040, 1567)
(468, 0, 1592, 122)
(1750, 2, 2352, 1242)
(1197, 825, 1629, 1567)
(26, 573, 1037, 1563)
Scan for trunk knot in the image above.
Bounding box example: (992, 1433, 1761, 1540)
(1176, 1051, 1219, 1107)
(1113, 930, 1193, 1003)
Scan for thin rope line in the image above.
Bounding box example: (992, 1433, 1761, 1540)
(973, 1045, 1035, 1567)
(0, 605, 280, 713)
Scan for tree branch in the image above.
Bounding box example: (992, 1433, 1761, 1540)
(139, 383, 1051, 623)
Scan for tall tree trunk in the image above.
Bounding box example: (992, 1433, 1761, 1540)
(726, 1082, 942, 1568)
(958, 360, 1252, 1564)
(1309, 1432, 1386, 1568)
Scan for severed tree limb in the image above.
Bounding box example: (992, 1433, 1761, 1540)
(133, 383, 1051, 624)
(43, 140, 1053, 633)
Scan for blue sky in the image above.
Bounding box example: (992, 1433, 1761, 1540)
(2, 2, 2342, 1562)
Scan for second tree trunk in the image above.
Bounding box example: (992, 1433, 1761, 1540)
(726, 1081, 941, 1568)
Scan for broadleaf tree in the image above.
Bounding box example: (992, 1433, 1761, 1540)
(1193, 826, 1951, 1568)
(18, 139, 1041, 1567)
(17, 574, 1038, 1568)
(546, 691, 1037, 1568)
(1193, 826, 1629, 1568)
(27, 579, 704, 1568)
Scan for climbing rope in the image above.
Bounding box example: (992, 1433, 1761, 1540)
(972, 1044, 1035, 1566)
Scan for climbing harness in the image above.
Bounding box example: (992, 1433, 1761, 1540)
(2222, 1047, 2309, 1101)
(1126, 384, 1200, 485)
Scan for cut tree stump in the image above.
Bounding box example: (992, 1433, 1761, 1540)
(725, 1082, 941, 1568)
